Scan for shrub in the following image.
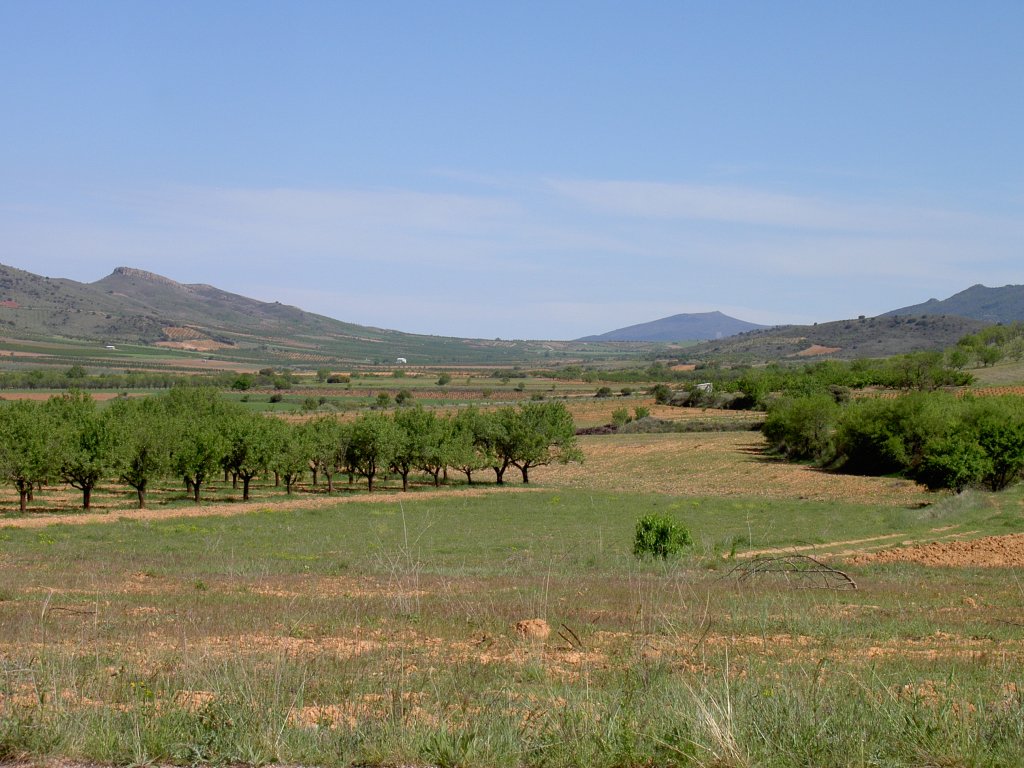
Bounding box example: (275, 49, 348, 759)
(611, 407, 630, 427)
(763, 394, 840, 463)
(595, 386, 613, 398)
(633, 514, 692, 559)
(651, 384, 673, 404)
(437, 372, 452, 386)
(634, 406, 650, 420)
(268, 393, 283, 403)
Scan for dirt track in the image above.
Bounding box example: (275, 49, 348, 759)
(0, 486, 536, 529)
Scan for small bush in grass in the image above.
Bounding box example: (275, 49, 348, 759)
(633, 514, 692, 559)
(611, 407, 630, 427)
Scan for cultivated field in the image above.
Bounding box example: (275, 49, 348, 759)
(2, 422, 1024, 766)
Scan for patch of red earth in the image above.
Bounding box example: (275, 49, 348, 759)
(852, 533, 1024, 567)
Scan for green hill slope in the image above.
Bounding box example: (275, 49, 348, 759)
(0, 265, 629, 366)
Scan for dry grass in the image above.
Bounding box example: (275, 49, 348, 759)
(534, 431, 929, 505)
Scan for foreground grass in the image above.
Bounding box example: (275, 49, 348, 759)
(2, 486, 1024, 766)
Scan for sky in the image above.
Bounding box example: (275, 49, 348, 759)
(1, 1, 1022, 340)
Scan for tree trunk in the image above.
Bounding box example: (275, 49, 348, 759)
(311, 466, 318, 486)
(19, 487, 28, 513)
(367, 473, 374, 492)
(274, 471, 280, 487)
(83, 485, 92, 510)
(494, 465, 506, 485)
(224, 468, 229, 483)
(243, 476, 251, 501)
(185, 477, 194, 494)
(465, 469, 473, 485)
(193, 480, 202, 504)
(232, 472, 238, 490)
(136, 483, 146, 509)
(27, 484, 34, 502)
(401, 469, 409, 491)
(326, 474, 334, 493)
(432, 469, 441, 487)
(521, 465, 529, 484)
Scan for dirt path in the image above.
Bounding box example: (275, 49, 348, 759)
(0, 486, 539, 529)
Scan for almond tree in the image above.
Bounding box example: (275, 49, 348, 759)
(45, 391, 113, 510)
(347, 412, 400, 492)
(0, 400, 52, 512)
(107, 396, 171, 508)
(225, 412, 278, 501)
(303, 415, 350, 493)
(270, 420, 309, 495)
(448, 407, 492, 485)
(503, 401, 583, 484)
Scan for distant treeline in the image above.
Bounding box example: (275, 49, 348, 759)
(547, 350, 976, 393)
(0, 366, 295, 391)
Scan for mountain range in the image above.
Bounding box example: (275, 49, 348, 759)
(0, 264, 609, 365)
(882, 283, 1024, 324)
(0, 262, 1019, 365)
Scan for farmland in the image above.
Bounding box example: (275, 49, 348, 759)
(2, 383, 1024, 766)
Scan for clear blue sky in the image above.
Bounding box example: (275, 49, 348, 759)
(2, 1, 1022, 339)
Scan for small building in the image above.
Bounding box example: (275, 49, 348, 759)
(104, 344, 117, 350)
(396, 357, 407, 365)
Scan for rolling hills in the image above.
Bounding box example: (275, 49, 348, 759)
(0, 264, 628, 367)
(683, 313, 989, 361)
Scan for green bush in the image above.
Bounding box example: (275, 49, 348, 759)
(651, 384, 673, 404)
(633, 514, 692, 559)
(611, 407, 630, 427)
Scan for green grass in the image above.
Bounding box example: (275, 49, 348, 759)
(970, 358, 1024, 385)
(2, 486, 1024, 766)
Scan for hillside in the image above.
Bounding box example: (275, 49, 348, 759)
(684, 313, 989, 362)
(882, 284, 1024, 324)
(578, 311, 767, 342)
(0, 264, 633, 367)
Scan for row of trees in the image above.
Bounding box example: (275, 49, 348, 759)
(0, 390, 582, 512)
(763, 392, 1024, 492)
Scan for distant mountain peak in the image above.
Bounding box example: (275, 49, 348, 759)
(578, 311, 768, 342)
(109, 266, 185, 289)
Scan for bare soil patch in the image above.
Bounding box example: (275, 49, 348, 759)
(853, 533, 1024, 567)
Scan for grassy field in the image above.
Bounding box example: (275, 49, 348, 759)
(2, 424, 1024, 767)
